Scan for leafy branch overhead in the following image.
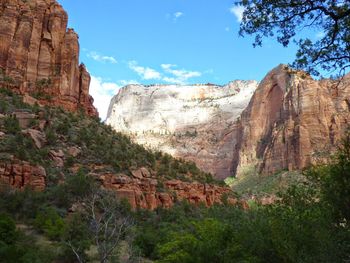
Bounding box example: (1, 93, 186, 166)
(237, 0, 350, 76)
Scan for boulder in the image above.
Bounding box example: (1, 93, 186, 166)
(13, 111, 36, 129)
(49, 149, 65, 167)
(67, 146, 81, 157)
(22, 128, 46, 148)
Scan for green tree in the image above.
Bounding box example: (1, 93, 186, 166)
(308, 132, 350, 223)
(34, 207, 65, 240)
(62, 213, 92, 263)
(237, 0, 350, 75)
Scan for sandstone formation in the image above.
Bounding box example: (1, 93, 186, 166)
(107, 65, 350, 180)
(0, 0, 97, 116)
(0, 160, 46, 191)
(234, 65, 350, 175)
(94, 167, 237, 210)
(106, 82, 258, 179)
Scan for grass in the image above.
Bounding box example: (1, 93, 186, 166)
(226, 165, 305, 196)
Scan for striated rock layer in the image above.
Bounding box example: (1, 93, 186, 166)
(0, 160, 46, 191)
(0, 0, 97, 116)
(234, 65, 350, 176)
(94, 167, 238, 210)
(106, 82, 258, 179)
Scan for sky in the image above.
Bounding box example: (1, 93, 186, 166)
(58, 0, 321, 120)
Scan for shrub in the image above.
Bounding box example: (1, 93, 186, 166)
(34, 207, 65, 240)
(3, 116, 20, 134)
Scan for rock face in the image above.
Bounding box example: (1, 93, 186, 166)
(107, 65, 350, 179)
(234, 65, 350, 176)
(0, 160, 46, 191)
(106, 82, 258, 179)
(94, 167, 236, 210)
(0, 0, 97, 116)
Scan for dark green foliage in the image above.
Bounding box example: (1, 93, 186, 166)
(34, 207, 65, 240)
(0, 214, 53, 263)
(237, 0, 350, 76)
(61, 213, 92, 263)
(0, 214, 17, 245)
(0, 188, 46, 221)
(308, 132, 350, 223)
(3, 115, 20, 134)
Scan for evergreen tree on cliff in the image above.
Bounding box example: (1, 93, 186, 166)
(236, 0, 350, 76)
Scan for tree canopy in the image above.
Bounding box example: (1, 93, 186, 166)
(237, 0, 350, 76)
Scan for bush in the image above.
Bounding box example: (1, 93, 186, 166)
(34, 207, 65, 240)
(3, 116, 20, 134)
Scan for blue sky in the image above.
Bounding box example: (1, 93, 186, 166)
(58, 0, 316, 119)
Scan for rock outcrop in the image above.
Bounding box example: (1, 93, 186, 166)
(234, 65, 350, 175)
(0, 160, 46, 191)
(94, 167, 237, 210)
(106, 82, 258, 179)
(0, 0, 97, 116)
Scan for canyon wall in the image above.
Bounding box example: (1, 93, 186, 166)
(106, 82, 258, 179)
(0, 0, 97, 116)
(107, 65, 350, 179)
(235, 65, 350, 176)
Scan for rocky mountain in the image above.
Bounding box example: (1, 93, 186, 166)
(235, 65, 350, 176)
(107, 65, 350, 180)
(106, 81, 258, 179)
(0, 0, 236, 210)
(0, 0, 97, 116)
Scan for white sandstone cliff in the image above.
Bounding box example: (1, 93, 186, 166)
(106, 81, 258, 179)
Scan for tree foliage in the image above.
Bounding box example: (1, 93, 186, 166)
(237, 0, 350, 76)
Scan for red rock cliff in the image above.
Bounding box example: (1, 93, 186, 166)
(94, 167, 238, 210)
(0, 0, 98, 116)
(234, 65, 350, 176)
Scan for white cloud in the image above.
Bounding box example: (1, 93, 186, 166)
(167, 11, 184, 22)
(119, 79, 140, 86)
(174, 11, 184, 21)
(127, 61, 202, 85)
(90, 76, 121, 121)
(230, 5, 245, 22)
(128, 61, 162, 80)
(161, 64, 201, 84)
(87, 51, 118, 64)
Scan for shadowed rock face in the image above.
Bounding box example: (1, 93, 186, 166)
(234, 65, 350, 176)
(106, 82, 258, 179)
(0, 0, 97, 116)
